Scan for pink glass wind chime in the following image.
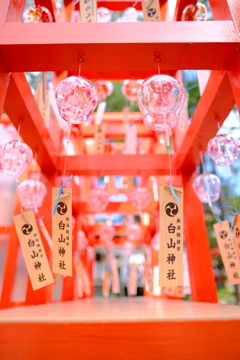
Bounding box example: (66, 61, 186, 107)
(137, 74, 185, 146)
(181, 2, 207, 21)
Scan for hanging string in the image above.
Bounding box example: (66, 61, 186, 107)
(167, 144, 179, 202)
(78, 62, 81, 77)
(77, 57, 84, 77)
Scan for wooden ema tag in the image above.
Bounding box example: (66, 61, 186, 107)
(13, 210, 54, 291)
(52, 187, 72, 276)
(110, 258, 120, 294)
(165, 286, 184, 298)
(73, 254, 91, 296)
(234, 214, 240, 257)
(214, 220, 240, 285)
(159, 186, 183, 286)
(127, 263, 137, 296)
(142, 0, 160, 22)
(80, 0, 97, 23)
(94, 123, 105, 154)
(102, 271, 111, 297)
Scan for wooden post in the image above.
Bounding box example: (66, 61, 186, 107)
(182, 170, 218, 303)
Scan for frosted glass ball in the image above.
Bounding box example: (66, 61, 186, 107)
(122, 7, 138, 22)
(128, 187, 151, 211)
(207, 134, 239, 166)
(122, 79, 143, 102)
(86, 188, 109, 212)
(18, 179, 47, 210)
(55, 76, 98, 124)
(97, 7, 112, 22)
(99, 225, 116, 243)
(0, 140, 33, 177)
(126, 224, 143, 242)
(138, 75, 185, 131)
(181, 3, 207, 21)
(94, 80, 113, 101)
(192, 173, 221, 204)
(25, 5, 53, 23)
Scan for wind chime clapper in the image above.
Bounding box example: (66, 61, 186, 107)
(137, 53, 185, 148)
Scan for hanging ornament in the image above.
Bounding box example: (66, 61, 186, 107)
(94, 80, 114, 101)
(122, 7, 138, 22)
(181, 3, 207, 21)
(0, 140, 33, 177)
(55, 76, 98, 125)
(192, 173, 221, 208)
(122, 80, 143, 102)
(207, 134, 239, 167)
(86, 188, 109, 212)
(18, 177, 47, 210)
(25, 5, 53, 22)
(137, 74, 185, 145)
(128, 187, 151, 216)
(99, 224, 116, 245)
(97, 7, 112, 22)
(126, 223, 143, 242)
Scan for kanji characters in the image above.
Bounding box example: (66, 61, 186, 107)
(59, 260, 66, 270)
(58, 247, 66, 257)
(167, 253, 176, 265)
(34, 261, 42, 270)
(167, 223, 176, 234)
(167, 238, 176, 249)
(38, 273, 46, 282)
(166, 269, 176, 280)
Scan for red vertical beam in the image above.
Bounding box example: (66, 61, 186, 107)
(174, 0, 197, 21)
(182, 170, 218, 303)
(0, 202, 21, 309)
(5, 0, 26, 22)
(25, 173, 56, 306)
(60, 0, 73, 22)
(0, 54, 10, 121)
(209, 0, 240, 30)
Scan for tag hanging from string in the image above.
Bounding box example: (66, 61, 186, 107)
(13, 210, 54, 290)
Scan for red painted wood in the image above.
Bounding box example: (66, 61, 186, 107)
(209, 0, 240, 31)
(5, 0, 26, 22)
(1, 319, 240, 359)
(175, 70, 235, 171)
(0, 22, 238, 73)
(182, 170, 218, 303)
(57, 154, 177, 176)
(4, 73, 58, 174)
(0, 200, 21, 309)
(0, 58, 10, 120)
